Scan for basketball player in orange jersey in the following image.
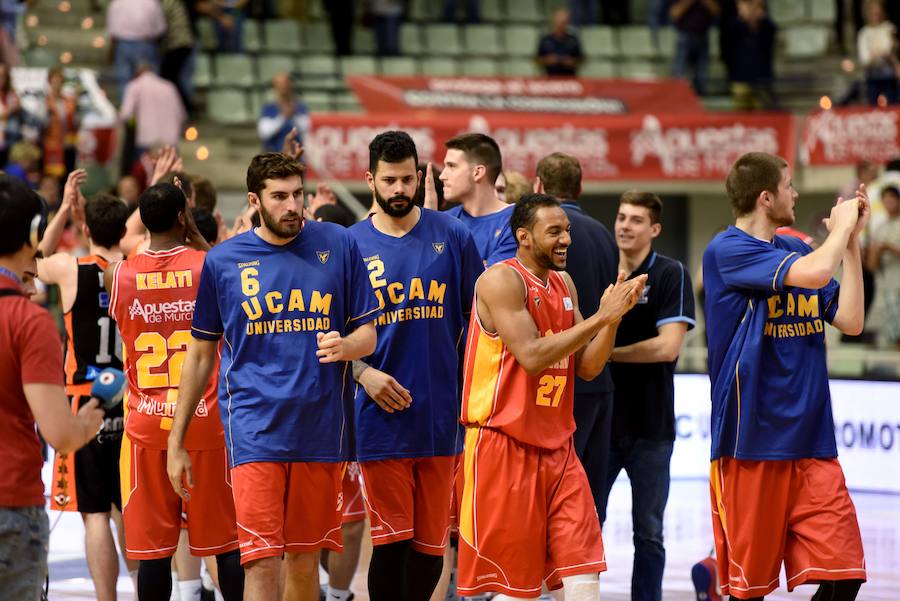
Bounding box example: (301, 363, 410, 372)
(457, 194, 647, 600)
(105, 183, 244, 601)
(36, 169, 138, 601)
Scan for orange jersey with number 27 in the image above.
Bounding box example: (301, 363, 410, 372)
(460, 258, 576, 450)
(109, 246, 223, 451)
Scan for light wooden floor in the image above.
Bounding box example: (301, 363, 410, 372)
(46, 479, 897, 600)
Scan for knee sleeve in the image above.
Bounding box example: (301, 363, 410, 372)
(811, 579, 863, 601)
(138, 557, 173, 601)
(367, 540, 411, 601)
(215, 550, 244, 601)
(562, 573, 599, 601)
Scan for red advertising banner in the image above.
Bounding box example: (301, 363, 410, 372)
(801, 106, 900, 166)
(346, 76, 705, 116)
(305, 111, 796, 182)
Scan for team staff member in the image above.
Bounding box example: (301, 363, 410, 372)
(606, 191, 695, 601)
(37, 170, 137, 601)
(534, 152, 619, 524)
(0, 174, 104, 599)
(168, 153, 378, 601)
(349, 131, 483, 601)
(704, 152, 867, 600)
(107, 183, 243, 601)
(458, 194, 646, 600)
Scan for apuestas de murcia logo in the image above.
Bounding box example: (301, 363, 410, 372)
(129, 298, 195, 322)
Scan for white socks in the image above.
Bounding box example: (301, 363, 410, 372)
(327, 586, 353, 600)
(178, 578, 203, 601)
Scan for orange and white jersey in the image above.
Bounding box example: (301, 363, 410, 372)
(460, 258, 576, 450)
(109, 246, 223, 450)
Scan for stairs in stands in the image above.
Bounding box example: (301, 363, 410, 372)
(22, 0, 109, 74)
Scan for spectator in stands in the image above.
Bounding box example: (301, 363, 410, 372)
(372, 0, 404, 56)
(669, 0, 720, 96)
(0, 0, 24, 65)
(160, 0, 196, 113)
(0, 62, 20, 167)
(191, 174, 217, 211)
(107, 0, 167, 98)
(314, 203, 356, 227)
(116, 175, 142, 209)
(326, 0, 355, 56)
(257, 73, 310, 153)
(443, 0, 480, 23)
(724, 0, 777, 110)
(5, 141, 41, 188)
(211, 0, 247, 53)
(42, 67, 79, 179)
(865, 185, 900, 348)
(119, 64, 187, 161)
(571, 0, 628, 25)
(858, 0, 899, 106)
(37, 175, 61, 211)
(537, 9, 584, 77)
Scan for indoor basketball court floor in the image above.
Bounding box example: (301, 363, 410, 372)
(44, 469, 897, 601)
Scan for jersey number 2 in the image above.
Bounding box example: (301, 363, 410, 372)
(535, 375, 566, 407)
(134, 330, 192, 389)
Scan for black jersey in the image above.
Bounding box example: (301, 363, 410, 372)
(64, 255, 122, 393)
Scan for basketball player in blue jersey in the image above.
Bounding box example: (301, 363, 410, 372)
(167, 153, 379, 601)
(348, 131, 483, 601)
(441, 133, 517, 267)
(703, 152, 868, 601)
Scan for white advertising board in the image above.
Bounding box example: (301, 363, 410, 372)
(671, 375, 900, 494)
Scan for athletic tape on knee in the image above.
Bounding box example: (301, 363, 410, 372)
(562, 573, 599, 601)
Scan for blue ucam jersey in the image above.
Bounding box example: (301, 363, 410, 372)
(703, 226, 840, 462)
(191, 221, 379, 467)
(445, 204, 517, 266)
(349, 209, 483, 460)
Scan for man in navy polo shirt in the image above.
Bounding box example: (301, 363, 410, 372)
(607, 190, 695, 601)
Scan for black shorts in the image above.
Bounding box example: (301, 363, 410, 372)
(71, 395, 125, 514)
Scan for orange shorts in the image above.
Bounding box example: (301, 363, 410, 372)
(710, 457, 866, 599)
(120, 435, 238, 560)
(231, 461, 343, 565)
(341, 462, 366, 524)
(359, 455, 455, 556)
(457, 428, 605, 597)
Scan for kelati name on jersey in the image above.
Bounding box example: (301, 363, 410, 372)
(238, 265, 332, 336)
(136, 269, 193, 290)
(764, 291, 825, 339)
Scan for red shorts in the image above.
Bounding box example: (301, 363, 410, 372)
(120, 435, 238, 560)
(457, 428, 605, 597)
(710, 457, 866, 599)
(231, 461, 343, 565)
(359, 455, 455, 556)
(341, 462, 366, 524)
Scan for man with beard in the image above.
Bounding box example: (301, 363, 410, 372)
(167, 153, 378, 601)
(703, 152, 868, 601)
(347, 131, 483, 601)
(457, 194, 646, 600)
